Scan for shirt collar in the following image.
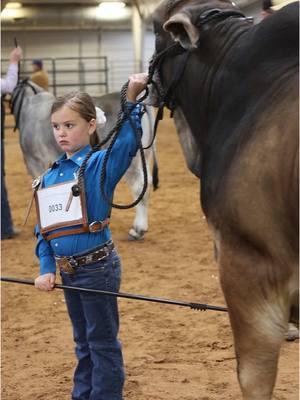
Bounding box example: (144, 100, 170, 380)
(69, 145, 91, 166)
(51, 145, 91, 168)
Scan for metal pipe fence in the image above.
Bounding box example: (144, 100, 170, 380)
(1, 56, 109, 96)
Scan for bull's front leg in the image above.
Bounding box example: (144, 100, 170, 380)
(217, 239, 290, 400)
(128, 189, 150, 240)
(285, 323, 299, 341)
(124, 153, 152, 241)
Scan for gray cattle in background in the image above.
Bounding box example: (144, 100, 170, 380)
(11, 80, 158, 240)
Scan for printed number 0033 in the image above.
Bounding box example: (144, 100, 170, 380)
(49, 204, 63, 213)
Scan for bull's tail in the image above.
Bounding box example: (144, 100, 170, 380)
(152, 146, 159, 191)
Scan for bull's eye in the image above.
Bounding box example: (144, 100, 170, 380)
(155, 36, 161, 51)
(155, 32, 166, 53)
(154, 29, 162, 40)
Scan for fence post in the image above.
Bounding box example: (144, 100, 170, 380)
(104, 57, 109, 94)
(51, 58, 56, 96)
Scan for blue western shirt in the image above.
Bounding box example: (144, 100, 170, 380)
(35, 102, 143, 275)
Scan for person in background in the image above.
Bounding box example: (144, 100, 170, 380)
(30, 59, 49, 91)
(261, 0, 298, 18)
(34, 73, 148, 400)
(1, 45, 22, 240)
(261, 0, 274, 17)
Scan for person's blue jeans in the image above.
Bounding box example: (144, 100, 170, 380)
(61, 248, 125, 400)
(1, 138, 14, 239)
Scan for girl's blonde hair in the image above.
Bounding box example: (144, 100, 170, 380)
(51, 91, 100, 146)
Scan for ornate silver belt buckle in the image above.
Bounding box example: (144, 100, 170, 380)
(85, 254, 94, 264)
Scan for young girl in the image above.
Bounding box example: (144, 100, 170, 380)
(34, 73, 148, 400)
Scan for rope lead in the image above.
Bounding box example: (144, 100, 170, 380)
(76, 80, 150, 210)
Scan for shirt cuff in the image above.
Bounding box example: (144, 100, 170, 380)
(39, 254, 56, 275)
(125, 101, 143, 116)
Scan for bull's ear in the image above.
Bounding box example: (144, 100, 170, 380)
(163, 13, 200, 50)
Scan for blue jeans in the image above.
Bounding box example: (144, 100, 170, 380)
(61, 249, 125, 400)
(1, 138, 14, 239)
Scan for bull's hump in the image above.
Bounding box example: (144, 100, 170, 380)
(250, 3, 298, 62)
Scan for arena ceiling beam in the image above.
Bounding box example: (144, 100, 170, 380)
(1, 0, 262, 31)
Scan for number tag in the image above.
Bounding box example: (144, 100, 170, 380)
(36, 180, 84, 230)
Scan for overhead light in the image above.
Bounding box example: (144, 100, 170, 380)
(5, 2, 22, 8)
(96, 2, 129, 20)
(98, 2, 126, 14)
(271, 0, 297, 10)
(98, 2, 126, 11)
(1, 4, 23, 19)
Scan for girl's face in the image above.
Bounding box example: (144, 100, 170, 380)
(51, 105, 96, 158)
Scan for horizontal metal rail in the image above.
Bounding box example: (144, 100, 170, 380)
(1, 56, 109, 95)
(20, 69, 108, 75)
(48, 82, 108, 87)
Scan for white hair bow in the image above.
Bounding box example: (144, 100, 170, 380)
(95, 106, 106, 129)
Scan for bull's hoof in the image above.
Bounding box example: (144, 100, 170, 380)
(128, 228, 145, 241)
(285, 324, 299, 341)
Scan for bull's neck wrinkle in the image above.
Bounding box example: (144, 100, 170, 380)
(175, 21, 251, 156)
(205, 20, 251, 70)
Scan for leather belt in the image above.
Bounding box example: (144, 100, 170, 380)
(55, 241, 114, 274)
(45, 218, 110, 241)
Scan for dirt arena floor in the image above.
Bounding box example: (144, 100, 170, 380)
(2, 113, 299, 400)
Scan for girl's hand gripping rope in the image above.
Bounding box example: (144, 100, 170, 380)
(126, 73, 149, 103)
